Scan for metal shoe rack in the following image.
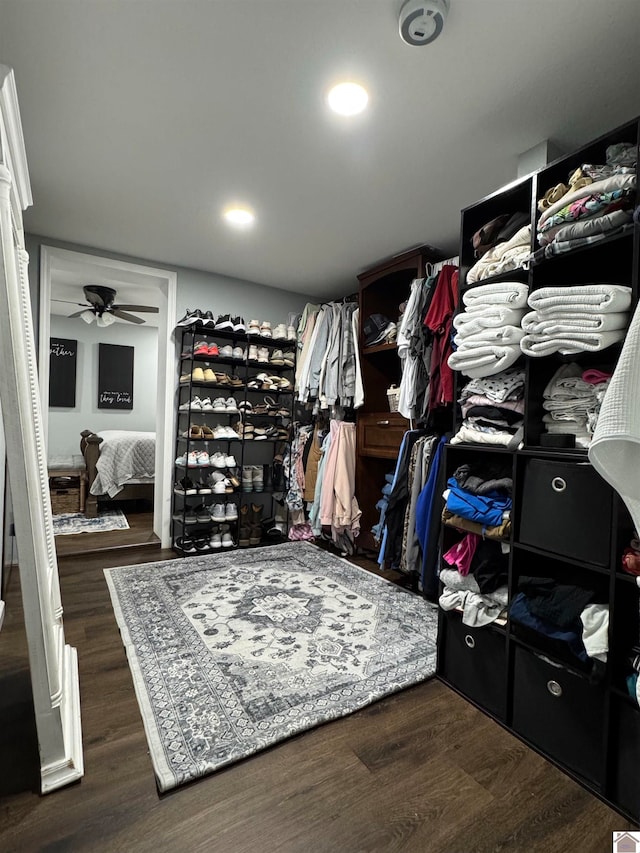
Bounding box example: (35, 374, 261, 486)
(172, 324, 296, 554)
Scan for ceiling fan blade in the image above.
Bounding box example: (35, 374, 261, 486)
(68, 310, 91, 318)
(113, 309, 145, 325)
(112, 304, 159, 313)
(51, 298, 90, 306)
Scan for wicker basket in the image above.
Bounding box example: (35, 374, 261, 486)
(49, 476, 81, 515)
(386, 384, 400, 412)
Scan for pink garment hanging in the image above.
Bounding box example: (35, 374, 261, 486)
(442, 533, 481, 576)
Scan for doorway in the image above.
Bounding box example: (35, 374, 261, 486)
(38, 246, 177, 550)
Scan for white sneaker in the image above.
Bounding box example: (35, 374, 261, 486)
(210, 532, 222, 549)
(224, 425, 240, 439)
(210, 452, 227, 468)
(179, 396, 202, 411)
(221, 533, 234, 548)
(213, 425, 228, 439)
(260, 321, 272, 337)
(282, 351, 295, 367)
(219, 345, 234, 358)
(196, 451, 210, 466)
(257, 347, 270, 363)
(286, 325, 297, 341)
(224, 454, 237, 467)
(232, 346, 245, 360)
(211, 503, 226, 522)
(225, 502, 238, 520)
(273, 324, 287, 340)
(199, 397, 214, 411)
(213, 478, 230, 494)
(175, 452, 189, 466)
(248, 344, 259, 361)
(247, 319, 260, 336)
(212, 397, 228, 412)
(225, 397, 238, 412)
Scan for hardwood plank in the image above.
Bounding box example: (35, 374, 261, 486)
(0, 545, 631, 853)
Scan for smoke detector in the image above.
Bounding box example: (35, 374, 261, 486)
(399, 0, 449, 46)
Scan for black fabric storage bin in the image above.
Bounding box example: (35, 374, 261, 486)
(512, 645, 605, 785)
(518, 458, 612, 566)
(439, 611, 507, 720)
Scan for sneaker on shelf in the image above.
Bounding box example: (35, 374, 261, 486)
(211, 503, 226, 522)
(219, 345, 234, 358)
(212, 424, 227, 439)
(224, 454, 237, 467)
(225, 502, 238, 521)
(209, 531, 222, 549)
(248, 344, 259, 361)
(174, 477, 197, 495)
(212, 397, 228, 412)
(183, 508, 198, 525)
(176, 536, 197, 553)
(272, 324, 287, 340)
(215, 314, 235, 331)
(221, 532, 234, 548)
(257, 347, 270, 363)
(192, 341, 210, 357)
(213, 477, 232, 494)
(207, 343, 220, 357)
(193, 536, 211, 553)
(223, 425, 240, 439)
(196, 451, 210, 466)
(175, 452, 188, 466)
(286, 325, 297, 341)
(270, 349, 285, 366)
(252, 466, 264, 492)
(282, 351, 295, 367)
(225, 397, 238, 412)
(196, 505, 212, 523)
(232, 346, 246, 360)
(199, 397, 214, 411)
(247, 319, 261, 336)
(179, 397, 197, 411)
(201, 310, 216, 327)
(242, 466, 254, 492)
(203, 368, 217, 383)
(176, 308, 202, 328)
(209, 451, 227, 468)
(231, 316, 245, 333)
(259, 321, 272, 337)
(195, 477, 212, 494)
(192, 367, 205, 383)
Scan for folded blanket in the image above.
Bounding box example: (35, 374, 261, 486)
(448, 343, 521, 378)
(521, 310, 628, 335)
(453, 307, 524, 335)
(520, 330, 625, 357)
(462, 394, 525, 416)
(528, 284, 632, 315)
(539, 208, 632, 246)
(459, 368, 525, 404)
(589, 299, 640, 537)
(538, 172, 636, 229)
(454, 325, 525, 347)
(467, 226, 531, 284)
(538, 188, 635, 235)
(462, 281, 529, 310)
(450, 423, 522, 448)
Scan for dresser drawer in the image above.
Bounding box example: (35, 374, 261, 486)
(512, 645, 605, 784)
(357, 411, 407, 459)
(518, 458, 612, 566)
(439, 610, 507, 720)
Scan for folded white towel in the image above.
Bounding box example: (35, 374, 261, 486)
(454, 325, 525, 347)
(589, 299, 640, 536)
(467, 226, 531, 284)
(463, 281, 529, 310)
(527, 284, 632, 315)
(522, 310, 628, 335)
(448, 343, 521, 378)
(520, 330, 625, 356)
(453, 307, 524, 335)
(450, 422, 521, 448)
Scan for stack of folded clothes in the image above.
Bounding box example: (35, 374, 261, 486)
(441, 462, 513, 540)
(532, 142, 637, 264)
(541, 364, 612, 448)
(450, 367, 525, 447)
(467, 212, 530, 284)
(520, 283, 632, 356)
(510, 576, 609, 675)
(449, 281, 528, 378)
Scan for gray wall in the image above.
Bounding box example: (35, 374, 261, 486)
(47, 316, 158, 462)
(25, 234, 316, 340)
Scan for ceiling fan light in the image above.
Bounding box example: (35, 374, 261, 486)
(97, 312, 115, 327)
(80, 310, 95, 324)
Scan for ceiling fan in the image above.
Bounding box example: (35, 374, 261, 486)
(58, 285, 159, 327)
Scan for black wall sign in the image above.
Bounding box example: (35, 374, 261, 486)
(49, 337, 78, 407)
(98, 343, 134, 410)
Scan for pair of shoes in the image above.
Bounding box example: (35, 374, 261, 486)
(179, 396, 215, 411)
(246, 320, 272, 337)
(252, 373, 293, 391)
(209, 471, 235, 493)
(175, 535, 198, 553)
(212, 397, 238, 412)
(214, 315, 245, 333)
(176, 308, 205, 328)
(181, 424, 216, 440)
(216, 345, 245, 359)
(210, 502, 238, 522)
(189, 341, 219, 357)
(253, 425, 276, 441)
(176, 451, 210, 467)
(209, 452, 237, 468)
(210, 531, 235, 548)
(241, 465, 264, 492)
(213, 424, 240, 440)
(269, 350, 295, 367)
(248, 345, 270, 363)
(240, 503, 264, 545)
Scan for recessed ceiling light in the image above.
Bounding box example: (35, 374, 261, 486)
(223, 207, 255, 227)
(327, 82, 369, 116)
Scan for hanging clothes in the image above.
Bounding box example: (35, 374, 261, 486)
(424, 265, 459, 411)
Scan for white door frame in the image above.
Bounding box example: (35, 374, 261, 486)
(38, 246, 176, 549)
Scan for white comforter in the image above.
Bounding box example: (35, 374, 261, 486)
(90, 430, 155, 498)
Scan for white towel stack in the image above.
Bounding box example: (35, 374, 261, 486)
(448, 282, 528, 378)
(520, 284, 632, 356)
(542, 364, 610, 449)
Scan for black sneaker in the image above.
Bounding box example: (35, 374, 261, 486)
(215, 314, 234, 331)
(194, 477, 212, 495)
(201, 310, 216, 327)
(174, 477, 197, 495)
(176, 309, 202, 328)
(193, 536, 211, 553)
(176, 536, 197, 553)
(233, 316, 246, 333)
(196, 504, 212, 523)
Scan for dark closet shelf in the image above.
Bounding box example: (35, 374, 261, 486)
(530, 226, 636, 268)
(460, 267, 530, 291)
(615, 571, 640, 585)
(511, 541, 612, 575)
(446, 443, 514, 455)
(362, 342, 398, 355)
(508, 633, 595, 680)
(518, 447, 589, 462)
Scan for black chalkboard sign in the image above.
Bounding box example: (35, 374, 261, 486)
(49, 337, 77, 407)
(98, 343, 134, 410)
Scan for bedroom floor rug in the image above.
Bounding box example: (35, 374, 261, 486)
(104, 541, 438, 791)
(52, 509, 130, 536)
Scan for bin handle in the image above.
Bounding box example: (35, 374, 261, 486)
(551, 477, 566, 493)
(547, 679, 563, 697)
(464, 634, 475, 649)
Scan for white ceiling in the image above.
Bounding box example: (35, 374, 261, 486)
(2, 0, 640, 298)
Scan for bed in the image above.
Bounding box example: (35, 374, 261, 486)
(80, 429, 155, 518)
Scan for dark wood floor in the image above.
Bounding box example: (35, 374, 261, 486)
(0, 545, 632, 852)
(54, 510, 158, 558)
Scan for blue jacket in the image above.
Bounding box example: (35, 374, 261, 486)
(445, 478, 511, 527)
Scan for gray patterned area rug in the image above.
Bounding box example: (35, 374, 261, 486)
(52, 509, 129, 535)
(104, 541, 438, 792)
